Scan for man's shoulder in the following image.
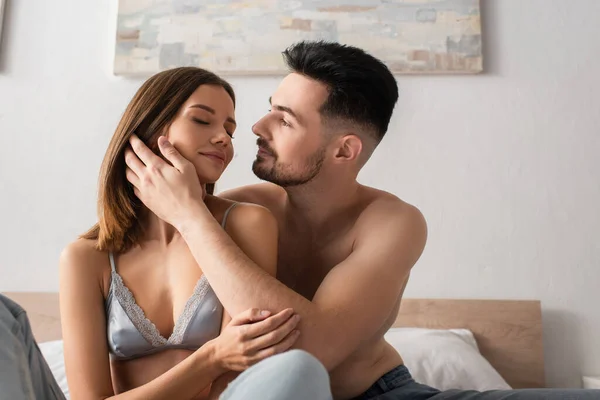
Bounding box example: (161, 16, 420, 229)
(218, 182, 285, 209)
(358, 186, 424, 216)
(356, 186, 427, 242)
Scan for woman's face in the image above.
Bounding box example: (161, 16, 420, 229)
(165, 84, 236, 184)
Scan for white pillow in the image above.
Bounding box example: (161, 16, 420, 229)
(39, 340, 70, 399)
(384, 327, 511, 391)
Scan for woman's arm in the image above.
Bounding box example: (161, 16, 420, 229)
(207, 314, 237, 400)
(59, 240, 224, 400)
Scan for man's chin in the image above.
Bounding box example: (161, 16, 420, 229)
(252, 163, 269, 181)
(252, 161, 278, 183)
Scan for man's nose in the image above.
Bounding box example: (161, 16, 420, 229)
(252, 115, 269, 138)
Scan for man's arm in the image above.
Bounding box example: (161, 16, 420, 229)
(179, 200, 427, 370)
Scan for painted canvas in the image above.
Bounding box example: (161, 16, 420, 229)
(114, 0, 482, 76)
(0, 0, 6, 46)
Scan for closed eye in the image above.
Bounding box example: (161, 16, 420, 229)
(194, 117, 234, 138)
(192, 118, 209, 125)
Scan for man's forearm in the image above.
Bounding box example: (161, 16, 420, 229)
(179, 206, 314, 317)
(178, 207, 343, 368)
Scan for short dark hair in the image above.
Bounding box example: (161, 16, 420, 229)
(282, 40, 398, 143)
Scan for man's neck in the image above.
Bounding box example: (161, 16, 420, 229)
(284, 173, 361, 228)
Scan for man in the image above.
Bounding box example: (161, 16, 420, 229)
(126, 41, 600, 399)
(126, 40, 424, 399)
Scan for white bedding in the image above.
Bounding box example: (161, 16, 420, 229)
(39, 340, 70, 398)
(39, 327, 510, 397)
(384, 328, 511, 391)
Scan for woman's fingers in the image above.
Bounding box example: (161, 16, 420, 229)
(250, 329, 301, 364)
(248, 313, 301, 351)
(243, 308, 297, 339)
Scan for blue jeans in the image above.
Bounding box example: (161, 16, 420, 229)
(354, 365, 600, 399)
(0, 294, 66, 400)
(220, 349, 333, 400)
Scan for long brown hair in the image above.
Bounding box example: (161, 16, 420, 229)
(82, 67, 235, 252)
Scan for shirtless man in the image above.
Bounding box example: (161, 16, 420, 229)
(123, 41, 600, 399)
(125, 40, 423, 399)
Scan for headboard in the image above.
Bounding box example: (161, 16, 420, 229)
(4, 292, 63, 343)
(394, 299, 544, 389)
(3, 293, 544, 389)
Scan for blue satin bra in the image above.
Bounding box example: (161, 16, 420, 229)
(105, 203, 237, 360)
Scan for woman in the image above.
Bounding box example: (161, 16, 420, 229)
(58, 67, 300, 399)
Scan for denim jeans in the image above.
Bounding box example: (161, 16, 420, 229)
(0, 294, 65, 400)
(354, 365, 600, 400)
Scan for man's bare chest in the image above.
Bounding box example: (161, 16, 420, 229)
(276, 229, 352, 299)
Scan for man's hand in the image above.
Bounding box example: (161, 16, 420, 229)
(125, 135, 209, 230)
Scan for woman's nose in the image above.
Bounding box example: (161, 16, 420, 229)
(211, 129, 231, 145)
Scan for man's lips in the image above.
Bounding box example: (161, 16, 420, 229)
(257, 147, 273, 157)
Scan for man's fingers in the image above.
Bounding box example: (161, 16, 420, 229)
(125, 167, 140, 188)
(124, 148, 146, 177)
(129, 134, 162, 167)
(244, 308, 297, 338)
(157, 136, 189, 173)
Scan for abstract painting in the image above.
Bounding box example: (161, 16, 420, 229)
(114, 0, 482, 76)
(0, 0, 6, 46)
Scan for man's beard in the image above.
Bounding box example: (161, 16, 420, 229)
(252, 144, 326, 187)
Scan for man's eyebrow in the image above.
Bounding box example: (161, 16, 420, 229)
(189, 104, 236, 125)
(268, 97, 300, 122)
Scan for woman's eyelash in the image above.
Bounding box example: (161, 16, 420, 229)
(192, 118, 209, 125)
(194, 117, 234, 138)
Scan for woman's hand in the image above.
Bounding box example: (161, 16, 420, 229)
(211, 308, 300, 371)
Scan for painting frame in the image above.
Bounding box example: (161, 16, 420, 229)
(0, 0, 6, 46)
(114, 0, 483, 77)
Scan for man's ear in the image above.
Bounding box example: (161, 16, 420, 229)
(333, 134, 363, 163)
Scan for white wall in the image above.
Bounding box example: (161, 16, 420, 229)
(1, 0, 599, 389)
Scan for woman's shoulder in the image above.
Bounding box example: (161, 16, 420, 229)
(225, 201, 277, 229)
(59, 239, 110, 284)
(206, 196, 277, 228)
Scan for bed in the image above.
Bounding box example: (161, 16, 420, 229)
(3, 293, 545, 397)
